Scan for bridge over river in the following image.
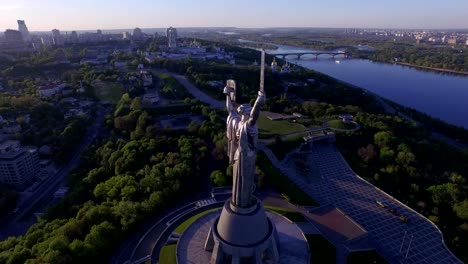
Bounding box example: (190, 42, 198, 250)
(271, 51, 347, 60)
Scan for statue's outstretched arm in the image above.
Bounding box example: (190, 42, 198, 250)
(248, 91, 265, 126)
(224, 86, 235, 114)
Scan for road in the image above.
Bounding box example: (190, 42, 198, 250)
(151, 69, 224, 109)
(0, 106, 108, 239)
(110, 196, 221, 264)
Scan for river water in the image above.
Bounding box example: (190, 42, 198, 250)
(247, 41, 468, 128)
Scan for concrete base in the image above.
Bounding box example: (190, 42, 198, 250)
(204, 199, 279, 264)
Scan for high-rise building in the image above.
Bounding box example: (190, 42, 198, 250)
(0, 141, 40, 189)
(166, 27, 177, 48)
(70, 31, 78, 43)
(17, 20, 30, 42)
(132, 27, 143, 40)
(4, 29, 24, 44)
(122, 31, 131, 40)
(51, 29, 64, 46)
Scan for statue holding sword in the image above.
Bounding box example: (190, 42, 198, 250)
(224, 50, 266, 208)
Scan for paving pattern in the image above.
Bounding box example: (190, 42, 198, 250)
(261, 143, 461, 264)
(177, 211, 310, 264)
(195, 198, 217, 207)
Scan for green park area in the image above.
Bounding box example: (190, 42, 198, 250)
(155, 73, 191, 100)
(257, 114, 307, 138)
(92, 80, 124, 104)
(327, 119, 359, 131)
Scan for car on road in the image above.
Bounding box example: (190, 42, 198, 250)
(376, 200, 387, 208)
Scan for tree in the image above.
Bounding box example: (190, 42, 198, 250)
(379, 147, 395, 162)
(396, 150, 416, 166)
(358, 144, 377, 162)
(210, 170, 226, 186)
(84, 221, 116, 252)
(374, 131, 393, 148)
(427, 183, 460, 206)
(130, 97, 142, 111)
(453, 200, 468, 221)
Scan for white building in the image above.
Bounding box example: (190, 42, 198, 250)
(0, 140, 40, 189)
(39, 83, 65, 97)
(141, 72, 153, 87)
(271, 58, 278, 72)
(122, 31, 131, 40)
(143, 92, 159, 105)
(17, 20, 30, 42)
(281, 61, 291, 74)
(166, 27, 177, 48)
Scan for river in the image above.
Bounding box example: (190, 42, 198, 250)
(242, 40, 468, 128)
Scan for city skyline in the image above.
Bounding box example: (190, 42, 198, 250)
(1, 0, 468, 31)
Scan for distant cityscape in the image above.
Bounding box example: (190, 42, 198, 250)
(345, 28, 468, 46)
(1, 20, 468, 52)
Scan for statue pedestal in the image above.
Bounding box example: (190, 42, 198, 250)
(205, 199, 279, 264)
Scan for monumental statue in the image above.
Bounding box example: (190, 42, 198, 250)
(225, 81, 265, 208)
(205, 50, 279, 263)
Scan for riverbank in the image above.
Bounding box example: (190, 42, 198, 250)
(394, 62, 468, 76)
(316, 71, 468, 149)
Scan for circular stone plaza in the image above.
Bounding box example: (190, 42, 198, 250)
(176, 208, 309, 263)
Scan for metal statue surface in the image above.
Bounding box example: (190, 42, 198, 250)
(224, 50, 266, 208)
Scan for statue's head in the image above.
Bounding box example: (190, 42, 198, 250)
(237, 104, 252, 117)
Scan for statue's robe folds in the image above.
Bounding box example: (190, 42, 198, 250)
(227, 112, 258, 208)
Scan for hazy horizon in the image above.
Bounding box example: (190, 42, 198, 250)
(1, 0, 468, 31)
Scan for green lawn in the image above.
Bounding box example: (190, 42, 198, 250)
(92, 80, 124, 104)
(257, 152, 319, 207)
(347, 250, 389, 264)
(265, 206, 308, 222)
(174, 208, 220, 234)
(159, 244, 177, 264)
(156, 73, 191, 100)
(305, 234, 336, 264)
(327, 119, 358, 131)
(257, 114, 307, 138)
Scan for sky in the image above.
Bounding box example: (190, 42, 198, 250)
(0, 0, 467, 31)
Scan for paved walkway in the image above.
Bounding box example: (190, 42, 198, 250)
(261, 144, 461, 264)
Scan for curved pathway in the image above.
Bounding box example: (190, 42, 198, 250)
(111, 196, 222, 264)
